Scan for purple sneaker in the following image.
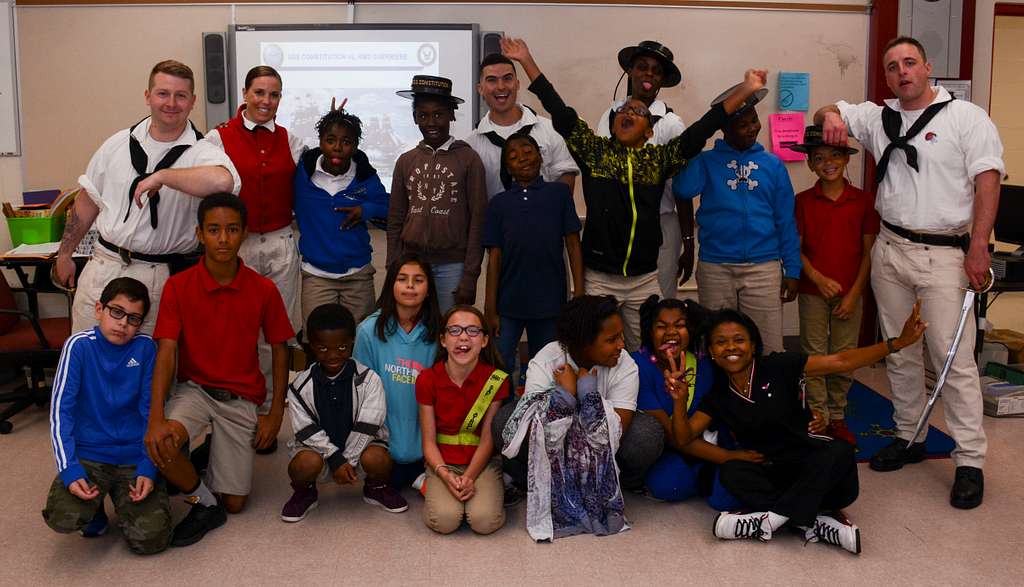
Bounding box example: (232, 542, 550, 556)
(281, 484, 318, 523)
(363, 481, 409, 513)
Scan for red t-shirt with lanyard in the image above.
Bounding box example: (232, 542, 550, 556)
(415, 361, 510, 465)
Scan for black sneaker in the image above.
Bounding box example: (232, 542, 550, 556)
(503, 485, 526, 508)
(869, 438, 926, 472)
(171, 502, 227, 547)
(950, 466, 984, 510)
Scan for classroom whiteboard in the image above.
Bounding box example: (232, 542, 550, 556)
(232, 24, 478, 190)
(0, 1, 18, 156)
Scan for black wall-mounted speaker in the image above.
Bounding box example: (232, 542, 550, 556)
(202, 32, 231, 129)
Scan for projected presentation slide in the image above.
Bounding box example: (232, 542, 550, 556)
(233, 26, 478, 189)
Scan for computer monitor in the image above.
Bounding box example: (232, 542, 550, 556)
(994, 184, 1024, 253)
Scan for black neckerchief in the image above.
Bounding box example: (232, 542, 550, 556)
(124, 117, 204, 229)
(482, 105, 538, 191)
(875, 97, 953, 184)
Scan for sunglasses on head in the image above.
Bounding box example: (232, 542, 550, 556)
(105, 304, 144, 327)
(445, 325, 484, 337)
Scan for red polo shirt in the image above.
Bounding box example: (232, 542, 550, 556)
(153, 259, 294, 405)
(795, 180, 880, 297)
(415, 361, 509, 465)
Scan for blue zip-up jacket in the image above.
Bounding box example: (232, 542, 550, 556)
(353, 311, 438, 464)
(672, 139, 802, 279)
(294, 148, 390, 275)
(49, 328, 157, 487)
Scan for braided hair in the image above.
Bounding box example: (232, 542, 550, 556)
(315, 109, 363, 143)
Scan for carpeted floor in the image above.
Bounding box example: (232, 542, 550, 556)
(2, 365, 1023, 585)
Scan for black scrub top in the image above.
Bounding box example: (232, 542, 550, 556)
(696, 352, 828, 463)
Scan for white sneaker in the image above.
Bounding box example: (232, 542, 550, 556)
(713, 511, 773, 541)
(411, 472, 427, 496)
(811, 511, 861, 554)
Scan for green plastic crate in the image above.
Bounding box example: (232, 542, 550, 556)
(6, 216, 66, 246)
(983, 362, 1024, 386)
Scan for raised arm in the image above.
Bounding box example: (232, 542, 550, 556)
(805, 300, 927, 376)
(661, 69, 768, 172)
(814, 104, 849, 147)
(501, 37, 584, 138)
(660, 352, 713, 445)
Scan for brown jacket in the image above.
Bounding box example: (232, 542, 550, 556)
(387, 139, 488, 292)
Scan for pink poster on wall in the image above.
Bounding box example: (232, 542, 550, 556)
(769, 113, 805, 162)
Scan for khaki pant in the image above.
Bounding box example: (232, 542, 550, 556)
(423, 459, 505, 535)
(697, 260, 784, 354)
(300, 264, 376, 331)
(239, 226, 300, 413)
(584, 269, 660, 352)
(872, 225, 986, 468)
(164, 380, 259, 496)
(658, 211, 684, 300)
(799, 293, 862, 420)
(71, 245, 170, 335)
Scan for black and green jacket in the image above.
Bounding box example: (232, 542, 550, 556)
(529, 74, 727, 276)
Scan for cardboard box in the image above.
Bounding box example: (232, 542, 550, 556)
(981, 375, 1024, 417)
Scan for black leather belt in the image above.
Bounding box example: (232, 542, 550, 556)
(882, 220, 970, 250)
(200, 385, 239, 402)
(98, 236, 180, 265)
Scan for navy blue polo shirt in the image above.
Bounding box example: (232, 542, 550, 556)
(482, 178, 582, 319)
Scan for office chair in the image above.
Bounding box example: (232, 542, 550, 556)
(0, 272, 72, 434)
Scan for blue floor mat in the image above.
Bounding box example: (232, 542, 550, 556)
(845, 381, 955, 463)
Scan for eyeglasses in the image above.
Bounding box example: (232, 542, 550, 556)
(615, 104, 651, 118)
(445, 325, 484, 337)
(105, 305, 144, 327)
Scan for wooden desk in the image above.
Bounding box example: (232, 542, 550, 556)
(0, 255, 85, 319)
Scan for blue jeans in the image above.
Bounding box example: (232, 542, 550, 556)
(496, 316, 558, 389)
(432, 262, 464, 315)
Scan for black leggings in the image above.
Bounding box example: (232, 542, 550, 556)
(718, 440, 859, 527)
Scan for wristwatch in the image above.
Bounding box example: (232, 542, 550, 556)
(886, 337, 900, 354)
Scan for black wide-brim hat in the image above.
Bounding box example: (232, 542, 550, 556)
(617, 41, 682, 88)
(785, 125, 859, 154)
(710, 82, 769, 118)
(396, 75, 465, 104)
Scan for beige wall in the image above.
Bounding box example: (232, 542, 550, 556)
(972, 0, 1024, 109)
(990, 14, 1024, 184)
(2, 2, 868, 254)
(985, 13, 1024, 335)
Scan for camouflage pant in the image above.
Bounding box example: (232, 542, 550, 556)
(42, 459, 172, 555)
